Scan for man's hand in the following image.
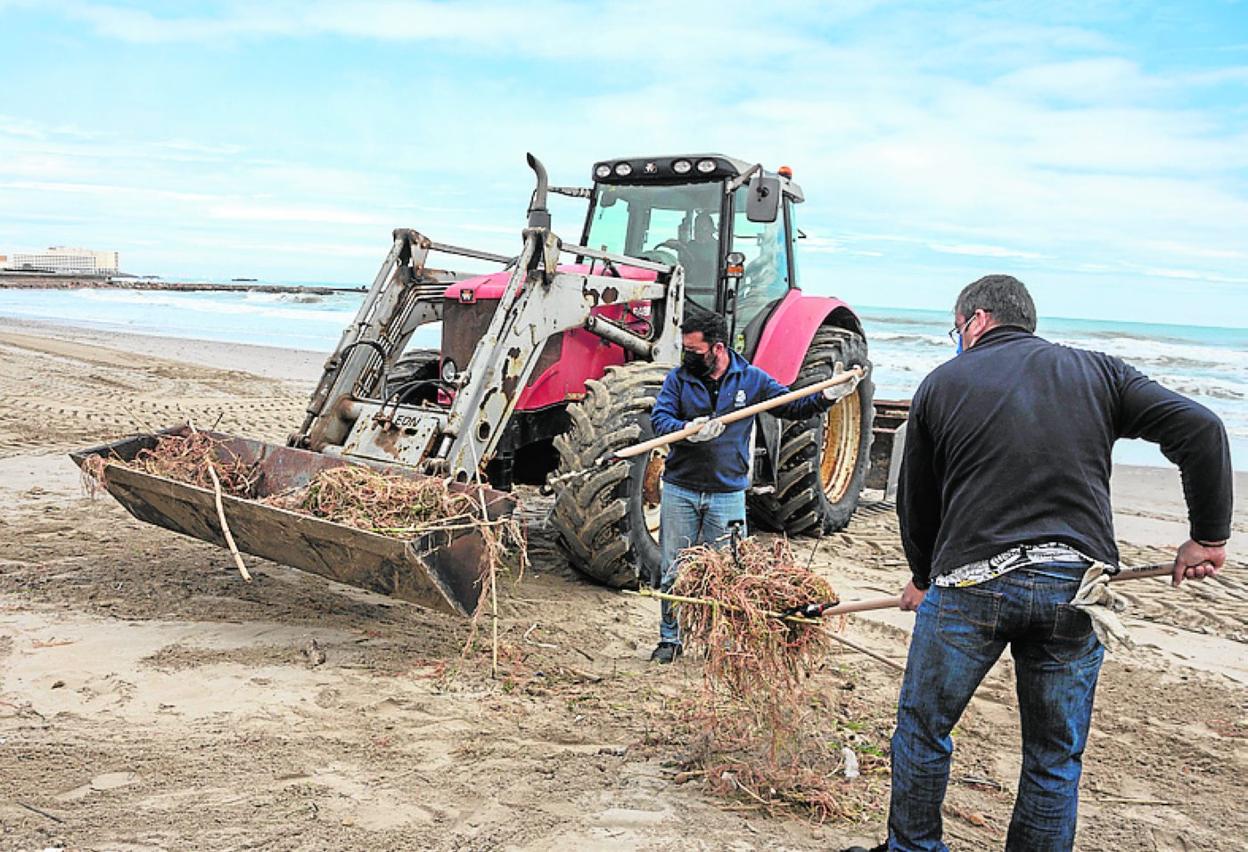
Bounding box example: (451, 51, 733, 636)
(686, 416, 725, 443)
(1172, 538, 1227, 587)
(899, 580, 926, 612)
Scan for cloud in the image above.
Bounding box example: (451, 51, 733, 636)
(928, 243, 1045, 260)
(206, 201, 389, 226)
(998, 56, 1149, 95)
(1, 2, 1244, 309)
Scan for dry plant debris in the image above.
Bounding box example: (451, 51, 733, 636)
(268, 464, 529, 651)
(672, 536, 889, 822)
(272, 464, 481, 538)
(674, 537, 837, 694)
(83, 432, 260, 497)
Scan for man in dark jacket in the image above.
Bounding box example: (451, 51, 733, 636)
(648, 311, 851, 663)
(886, 275, 1232, 851)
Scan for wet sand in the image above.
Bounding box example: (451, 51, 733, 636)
(1, 318, 1244, 850)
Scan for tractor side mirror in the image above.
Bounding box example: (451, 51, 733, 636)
(746, 174, 781, 223)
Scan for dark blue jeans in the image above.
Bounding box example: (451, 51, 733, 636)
(888, 562, 1104, 852)
(658, 482, 746, 646)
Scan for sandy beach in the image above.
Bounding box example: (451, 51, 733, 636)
(0, 318, 1244, 851)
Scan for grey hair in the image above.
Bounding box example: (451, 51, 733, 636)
(955, 275, 1037, 333)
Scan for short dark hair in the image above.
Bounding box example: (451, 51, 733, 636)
(680, 310, 729, 345)
(955, 275, 1037, 333)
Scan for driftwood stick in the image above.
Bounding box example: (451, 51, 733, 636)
(206, 462, 252, 582)
(16, 801, 64, 824)
(186, 422, 252, 583)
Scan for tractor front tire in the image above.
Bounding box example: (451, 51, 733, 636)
(748, 327, 874, 535)
(549, 363, 671, 588)
(386, 348, 440, 405)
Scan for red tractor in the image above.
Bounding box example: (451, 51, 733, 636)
(80, 153, 875, 610)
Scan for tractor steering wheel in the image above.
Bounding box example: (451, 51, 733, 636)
(635, 245, 681, 266)
(655, 239, 696, 270)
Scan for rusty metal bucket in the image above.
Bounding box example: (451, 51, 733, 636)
(70, 427, 516, 616)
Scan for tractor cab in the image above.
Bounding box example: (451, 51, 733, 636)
(581, 154, 804, 356)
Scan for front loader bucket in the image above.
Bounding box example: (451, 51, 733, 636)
(70, 428, 516, 617)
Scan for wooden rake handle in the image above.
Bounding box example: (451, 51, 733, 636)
(610, 365, 865, 462)
(823, 562, 1178, 615)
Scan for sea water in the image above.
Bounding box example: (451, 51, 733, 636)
(1, 288, 1244, 470)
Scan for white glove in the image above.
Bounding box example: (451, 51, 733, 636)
(1070, 562, 1132, 651)
(822, 361, 861, 402)
(686, 416, 725, 443)
(822, 383, 852, 402)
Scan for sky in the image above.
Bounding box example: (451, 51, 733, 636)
(0, 0, 1246, 326)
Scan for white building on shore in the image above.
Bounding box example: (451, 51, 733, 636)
(6, 247, 120, 274)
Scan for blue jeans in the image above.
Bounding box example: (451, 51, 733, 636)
(888, 562, 1104, 852)
(658, 481, 746, 646)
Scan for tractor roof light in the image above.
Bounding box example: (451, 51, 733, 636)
(778, 165, 794, 178)
(672, 159, 692, 174)
(644, 161, 658, 174)
(696, 158, 716, 173)
(614, 162, 633, 177)
(594, 164, 612, 179)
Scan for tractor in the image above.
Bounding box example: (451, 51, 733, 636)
(293, 152, 873, 588)
(76, 153, 874, 610)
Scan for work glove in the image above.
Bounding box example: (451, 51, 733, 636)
(822, 361, 861, 403)
(686, 416, 725, 443)
(1070, 562, 1132, 651)
(822, 383, 853, 403)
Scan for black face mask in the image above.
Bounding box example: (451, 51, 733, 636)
(683, 347, 715, 379)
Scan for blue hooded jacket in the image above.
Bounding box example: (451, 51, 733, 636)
(651, 349, 830, 493)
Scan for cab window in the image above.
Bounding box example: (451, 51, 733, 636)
(730, 190, 791, 332)
(585, 182, 723, 311)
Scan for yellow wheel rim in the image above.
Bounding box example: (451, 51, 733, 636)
(820, 387, 862, 503)
(641, 448, 667, 539)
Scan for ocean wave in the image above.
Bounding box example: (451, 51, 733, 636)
(1052, 335, 1248, 374)
(868, 331, 950, 348)
(77, 289, 356, 325)
(1150, 376, 1247, 401)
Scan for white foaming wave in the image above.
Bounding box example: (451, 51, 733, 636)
(77, 288, 357, 325)
(869, 331, 949, 348)
(1052, 333, 1248, 374)
(1150, 374, 1247, 402)
(242, 291, 329, 305)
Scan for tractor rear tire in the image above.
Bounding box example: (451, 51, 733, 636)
(386, 348, 440, 404)
(748, 327, 874, 535)
(549, 362, 671, 588)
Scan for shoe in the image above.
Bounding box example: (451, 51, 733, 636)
(649, 642, 682, 664)
(842, 844, 886, 852)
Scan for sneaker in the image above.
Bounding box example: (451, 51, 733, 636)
(649, 642, 683, 664)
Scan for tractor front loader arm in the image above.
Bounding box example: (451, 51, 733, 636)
(292, 229, 510, 452)
(432, 226, 685, 481)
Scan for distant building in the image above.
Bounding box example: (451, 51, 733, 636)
(7, 246, 120, 274)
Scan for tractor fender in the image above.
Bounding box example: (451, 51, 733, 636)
(750, 291, 865, 386)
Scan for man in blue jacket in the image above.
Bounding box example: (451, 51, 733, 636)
(648, 311, 850, 663)
(882, 275, 1232, 851)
